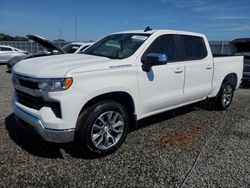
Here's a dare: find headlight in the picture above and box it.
[38,77,73,91]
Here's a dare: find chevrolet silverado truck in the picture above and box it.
[12,29,243,156]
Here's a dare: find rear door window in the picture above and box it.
[180,35,207,61]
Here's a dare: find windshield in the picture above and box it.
[83,33,150,59]
[62,44,81,53]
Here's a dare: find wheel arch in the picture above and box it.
[222,73,238,90]
[78,91,137,128]
[209,72,238,98]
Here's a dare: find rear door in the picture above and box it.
[179,35,213,102]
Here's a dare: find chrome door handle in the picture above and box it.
[174,69,183,73]
[206,66,212,70]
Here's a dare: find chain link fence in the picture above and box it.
[0,41,70,53]
[0,40,232,55]
[209,41,231,55]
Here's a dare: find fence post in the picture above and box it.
[221,41,224,54]
[30,41,32,53]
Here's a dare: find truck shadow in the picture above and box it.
[5,103,200,159]
[5,114,64,159]
[136,104,197,130]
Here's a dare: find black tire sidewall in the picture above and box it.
[76,100,129,156]
[217,82,234,110]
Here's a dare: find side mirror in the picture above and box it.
[142,53,168,72]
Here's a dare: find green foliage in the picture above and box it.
[0,33,28,41]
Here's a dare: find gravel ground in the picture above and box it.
[0,65,249,187]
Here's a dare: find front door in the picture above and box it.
[137,34,185,118]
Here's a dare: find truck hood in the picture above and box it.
[13,54,112,78]
[27,34,65,54]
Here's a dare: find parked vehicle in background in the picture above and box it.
[62,42,94,54]
[27,34,65,54]
[230,38,250,83]
[12,29,243,157]
[7,34,65,71]
[0,45,29,65]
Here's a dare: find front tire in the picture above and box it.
[75,100,129,157]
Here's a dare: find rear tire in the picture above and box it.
[214,81,234,110]
[75,100,129,157]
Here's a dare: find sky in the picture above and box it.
[0,0,250,41]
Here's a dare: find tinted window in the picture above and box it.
[181,35,207,61]
[142,35,179,62]
[0,47,12,51]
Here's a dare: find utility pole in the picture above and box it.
[58,29,62,39]
[58,29,62,48]
[75,16,77,41]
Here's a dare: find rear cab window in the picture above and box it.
[180,35,207,61]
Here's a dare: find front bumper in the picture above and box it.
[14,105,75,143]
[11,73,89,143]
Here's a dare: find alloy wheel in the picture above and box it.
[91,111,124,150]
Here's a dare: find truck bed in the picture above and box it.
[209,55,244,97]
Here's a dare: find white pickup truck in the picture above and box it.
[12,29,243,156]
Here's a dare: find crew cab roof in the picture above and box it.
[113,29,205,37]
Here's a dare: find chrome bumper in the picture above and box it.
[14,106,75,143]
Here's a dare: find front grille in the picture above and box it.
[14,74,39,90]
[16,89,44,110]
[19,79,39,90]
[15,90,62,118]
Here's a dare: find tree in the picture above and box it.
[0,33,28,41]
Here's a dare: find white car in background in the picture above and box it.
[62,42,94,54]
[7,34,66,72]
[0,45,29,64]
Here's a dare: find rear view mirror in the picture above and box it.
[142,53,168,72]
